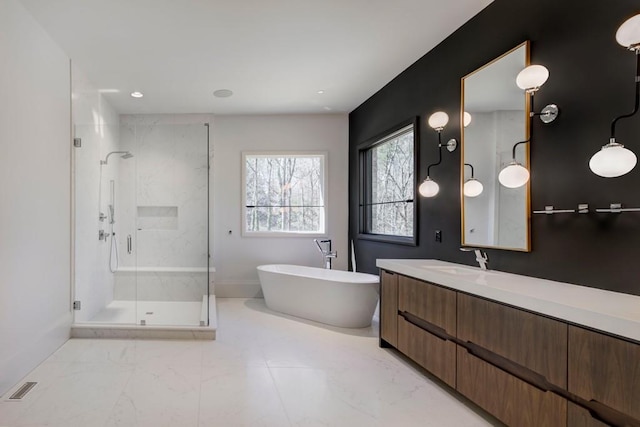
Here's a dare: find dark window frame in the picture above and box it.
[357,117,419,246]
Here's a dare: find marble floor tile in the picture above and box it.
[0,298,498,427]
[104,367,201,427]
[4,362,134,427]
[198,367,291,427]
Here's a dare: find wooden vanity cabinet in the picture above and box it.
[567,403,609,427]
[456,293,568,426]
[396,276,457,387]
[378,267,640,426]
[457,344,567,427]
[379,270,398,347]
[568,326,640,426]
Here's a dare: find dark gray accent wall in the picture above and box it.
[349,0,640,296]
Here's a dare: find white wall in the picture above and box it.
[494,111,526,249]
[0,0,71,396]
[464,112,497,245]
[463,110,525,248]
[72,65,121,322]
[213,114,349,297]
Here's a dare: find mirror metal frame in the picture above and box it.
[460,41,532,252]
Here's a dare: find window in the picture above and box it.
[359,120,417,244]
[243,152,326,235]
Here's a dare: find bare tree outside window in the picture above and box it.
[363,125,415,238]
[244,153,326,234]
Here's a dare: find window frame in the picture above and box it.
[357,118,419,246]
[241,151,328,237]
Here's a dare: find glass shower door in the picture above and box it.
[128,122,210,327]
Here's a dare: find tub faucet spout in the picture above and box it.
[314,239,337,269]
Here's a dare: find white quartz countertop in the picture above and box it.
[376,259,640,343]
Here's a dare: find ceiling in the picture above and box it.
[20,0,493,115]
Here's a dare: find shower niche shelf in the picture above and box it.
[137,206,178,230]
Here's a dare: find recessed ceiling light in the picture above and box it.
[323,106,332,111]
[317,90,325,94]
[130,91,144,98]
[213,89,233,98]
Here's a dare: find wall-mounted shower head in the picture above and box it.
[100,151,134,165]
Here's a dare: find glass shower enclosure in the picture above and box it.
[73,119,210,328]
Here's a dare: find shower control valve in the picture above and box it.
[98,230,107,241]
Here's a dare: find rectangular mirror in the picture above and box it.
[461,41,531,251]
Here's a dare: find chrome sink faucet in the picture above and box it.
[460,247,489,270]
[314,239,337,269]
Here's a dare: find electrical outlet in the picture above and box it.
[435,230,442,242]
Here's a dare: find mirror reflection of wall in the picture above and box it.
[462,42,530,251]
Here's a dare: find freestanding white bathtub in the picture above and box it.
[257,264,379,328]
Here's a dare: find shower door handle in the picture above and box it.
[127,234,132,254]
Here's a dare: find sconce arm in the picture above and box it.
[611,50,640,140]
[464,163,475,178]
[511,140,530,161]
[426,131,443,177]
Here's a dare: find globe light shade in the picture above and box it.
[418,177,440,197]
[463,178,484,197]
[498,162,530,188]
[589,143,637,177]
[516,65,549,92]
[616,14,640,50]
[463,111,472,128]
[428,111,449,130]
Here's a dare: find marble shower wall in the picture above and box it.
[116,114,213,301]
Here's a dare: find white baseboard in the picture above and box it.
[214,280,263,298]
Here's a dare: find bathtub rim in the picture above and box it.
[257,264,379,284]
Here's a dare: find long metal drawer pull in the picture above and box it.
[397,310,640,427]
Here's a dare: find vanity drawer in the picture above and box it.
[568,326,640,422]
[457,345,567,427]
[398,275,456,335]
[397,316,456,388]
[567,402,609,427]
[457,293,567,388]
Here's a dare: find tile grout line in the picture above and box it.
[265,364,295,427]
[100,340,138,427]
[197,337,206,427]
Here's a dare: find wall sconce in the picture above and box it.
[498,140,530,188]
[419,112,458,198]
[588,13,640,178]
[516,65,559,123]
[463,163,483,197]
[463,111,472,127]
[497,63,559,188]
